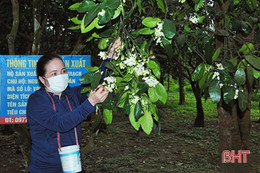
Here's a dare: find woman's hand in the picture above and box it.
[88,85,109,106]
[107,37,121,59]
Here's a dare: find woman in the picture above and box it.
[26,38,121,173]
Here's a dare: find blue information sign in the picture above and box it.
[0,55,91,124]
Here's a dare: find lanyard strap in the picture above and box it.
[46,92,79,151]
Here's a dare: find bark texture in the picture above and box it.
[7,0,19,55]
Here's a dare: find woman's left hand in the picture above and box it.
[107,37,121,59]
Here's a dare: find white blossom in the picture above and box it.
[124,56,137,66]
[119,62,126,69]
[219,83,223,88]
[189,16,199,24]
[131,95,140,104]
[156,37,162,45]
[124,85,129,91]
[98,9,106,17]
[134,63,149,76]
[212,72,220,80]
[216,63,224,70]
[143,76,159,88]
[98,51,107,60]
[104,76,116,84]
[234,89,239,99]
[154,28,164,37]
[103,76,117,92]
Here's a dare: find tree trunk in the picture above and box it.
[6,0,19,55]
[31,0,42,55]
[178,64,185,105]
[191,82,204,127]
[70,35,86,55]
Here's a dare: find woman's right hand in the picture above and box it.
[88,85,108,106]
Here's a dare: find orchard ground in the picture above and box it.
[0,91,259,173]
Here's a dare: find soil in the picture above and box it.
[0,109,259,173]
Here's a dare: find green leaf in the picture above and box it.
[212,48,221,62]
[252,68,260,79]
[129,104,140,131]
[234,68,246,86]
[229,58,237,67]
[70,16,82,25]
[91,72,102,89]
[68,25,81,30]
[139,111,153,135]
[192,63,205,81]
[78,1,96,13]
[112,5,122,19]
[223,86,235,104]
[142,17,162,28]
[134,100,144,121]
[83,5,100,27]
[147,60,161,79]
[98,38,110,50]
[239,43,254,55]
[85,66,99,72]
[132,28,155,35]
[69,3,80,10]
[124,95,131,115]
[199,74,207,88]
[223,62,236,73]
[176,34,187,48]
[80,87,91,94]
[156,0,166,13]
[98,8,114,25]
[79,72,95,84]
[194,0,203,11]
[152,121,161,135]
[233,0,239,5]
[103,109,113,124]
[204,38,214,64]
[155,83,167,104]
[209,80,221,103]
[148,87,158,102]
[245,55,260,70]
[163,19,176,39]
[238,91,248,112]
[102,93,116,109]
[81,16,99,34]
[122,74,133,82]
[246,66,254,87]
[106,0,120,9]
[184,23,191,32]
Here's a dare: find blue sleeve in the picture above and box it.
[26,93,96,133]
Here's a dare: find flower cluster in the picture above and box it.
[154,22,164,45]
[143,76,159,88]
[134,63,150,76]
[103,76,116,92]
[124,55,137,67]
[131,95,140,104]
[189,16,199,24]
[98,51,107,60]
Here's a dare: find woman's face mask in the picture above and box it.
[44,74,69,93]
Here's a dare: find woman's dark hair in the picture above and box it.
[37,54,64,87]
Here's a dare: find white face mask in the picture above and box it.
[44,74,69,93]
